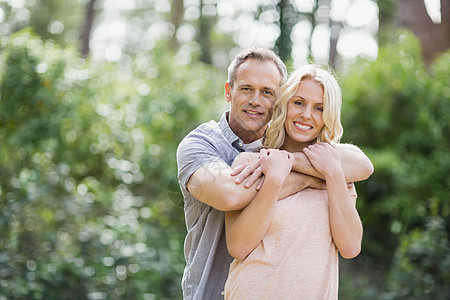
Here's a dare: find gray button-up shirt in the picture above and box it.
[177,111,256,300]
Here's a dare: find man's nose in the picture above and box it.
[248,91,261,105]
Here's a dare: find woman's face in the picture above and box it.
[283,78,325,152]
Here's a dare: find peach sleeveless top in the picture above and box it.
[224,187,357,299]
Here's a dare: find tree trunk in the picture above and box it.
[197,1,217,64]
[169,0,184,50]
[396,0,449,64]
[275,0,297,62]
[441,0,450,47]
[80,0,97,58]
[307,0,320,63]
[329,21,342,68]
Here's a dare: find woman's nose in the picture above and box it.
[301,106,311,119]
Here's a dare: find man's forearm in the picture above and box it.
[291,143,373,183]
[188,161,259,211]
[291,151,322,178]
[337,143,374,182]
[279,172,326,199]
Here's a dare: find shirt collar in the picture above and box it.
[219,111,246,152]
[243,138,263,152]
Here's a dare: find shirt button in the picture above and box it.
[238,142,243,147]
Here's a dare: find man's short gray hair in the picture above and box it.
[227,47,287,88]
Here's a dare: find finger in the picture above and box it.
[303,147,311,156]
[230,163,247,176]
[244,167,263,188]
[303,147,317,161]
[234,161,261,184]
[256,175,265,190]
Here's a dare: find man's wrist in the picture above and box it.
[292,151,322,178]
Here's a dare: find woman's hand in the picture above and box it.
[303,143,342,178]
[259,148,294,183]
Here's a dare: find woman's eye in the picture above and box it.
[294,101,304,106]
[315,107,324,112]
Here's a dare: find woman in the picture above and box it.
[224,65,364,299]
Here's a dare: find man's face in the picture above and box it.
[225,59,282,143]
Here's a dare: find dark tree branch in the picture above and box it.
[80,0,97,58]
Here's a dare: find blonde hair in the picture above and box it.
[263,64,343,149]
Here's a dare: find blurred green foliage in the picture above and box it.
[0,29,226,299]
[340,30,449,298]
[388,217,450,298]
[0,29,448,299]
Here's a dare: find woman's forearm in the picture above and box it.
[225,176,284,260]
[325,169,363,259]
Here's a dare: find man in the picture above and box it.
[177,47,373,299]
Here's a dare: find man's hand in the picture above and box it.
[231,149,294,190]
[230,159,264,189]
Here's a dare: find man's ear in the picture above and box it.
[225,82,232,102]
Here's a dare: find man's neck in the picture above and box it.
[226,111,265,143]
[230,123,265,144]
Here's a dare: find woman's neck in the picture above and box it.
[282,140,314,153]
